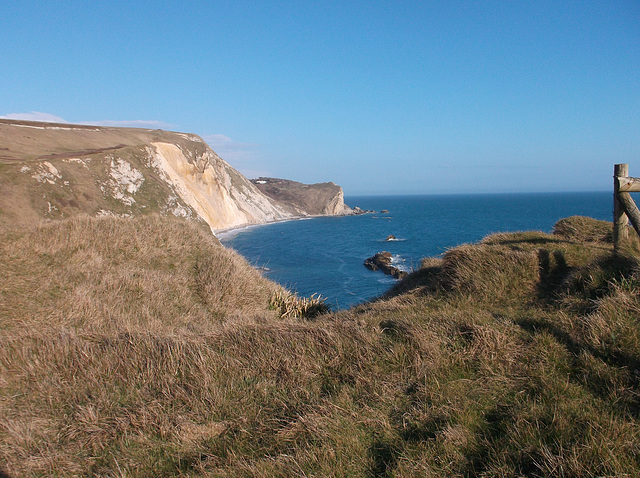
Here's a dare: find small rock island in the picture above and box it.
[364,251,408,279]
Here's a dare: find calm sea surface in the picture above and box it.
[219,192,612,309]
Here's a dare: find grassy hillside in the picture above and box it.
[0,120,206,229]
[1,215,639,477]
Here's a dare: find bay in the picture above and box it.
[219,192,613,310]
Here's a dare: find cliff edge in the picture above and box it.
[0,119,349,232]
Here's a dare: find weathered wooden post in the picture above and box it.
[614,163,629,250]
[614,163,640,250]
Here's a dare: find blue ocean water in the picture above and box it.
[219,192,613,309]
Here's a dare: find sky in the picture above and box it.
[1,1,639,195]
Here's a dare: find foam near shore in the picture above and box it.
[215,216,317,240]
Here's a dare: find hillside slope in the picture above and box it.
[0,119,351,232]
[1,215,639,477]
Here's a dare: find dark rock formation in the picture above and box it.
[385,235,396,241]
[364,251,408,279]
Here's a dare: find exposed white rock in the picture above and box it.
[10,124,100,131]
[149,142,292,232]
[165,194,193,219]
[96,209,132,218]
[109,158,144,194]
[32,161,63,184]
[63,158,90,169]
[46,201,58,215]
[99,157,145,206]
[323,187,350,215]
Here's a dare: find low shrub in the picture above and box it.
[269,289,330,319]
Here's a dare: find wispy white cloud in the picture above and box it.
[0,111,69,123]
[203,134,258,153]
[202,134,259,162]
[0,113,272,178]
[0,112,173,129]
[202,134,271,179]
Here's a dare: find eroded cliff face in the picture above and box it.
[251,177,352,217]
[148,142,290,230]
[322,186,351,215]
[0,120,348,232]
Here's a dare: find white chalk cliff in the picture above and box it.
[0,119,352,232]
[148,141,291,230]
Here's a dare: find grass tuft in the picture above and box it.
[553,215,613,243]
[269,289,330,319]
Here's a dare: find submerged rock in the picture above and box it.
[364,251,408,279]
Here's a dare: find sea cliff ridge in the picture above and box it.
[0,119,353,233]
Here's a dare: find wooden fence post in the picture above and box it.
[614,164,629,250]
[613,163,640,251]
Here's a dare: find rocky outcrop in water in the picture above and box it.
[352,206,375,215]
[364,251,408,279]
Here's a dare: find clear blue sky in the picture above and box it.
[1,1,638,195]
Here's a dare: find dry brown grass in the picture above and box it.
[553,215,613,243]
[1,214,639,477]
[0,214,278,336]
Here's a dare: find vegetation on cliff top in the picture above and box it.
[0,119,351,233]
[1,214,639,477]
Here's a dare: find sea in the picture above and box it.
[219,192,613,310]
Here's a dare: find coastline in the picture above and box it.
[213,192,613,308]
[215,207,369,240]
[214,215,317,241]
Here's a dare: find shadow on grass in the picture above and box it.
[464,403,545,478]
[517,316,640,419]
[537,248,574,300]
[567,254,640,302]
[368,436,399,478]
